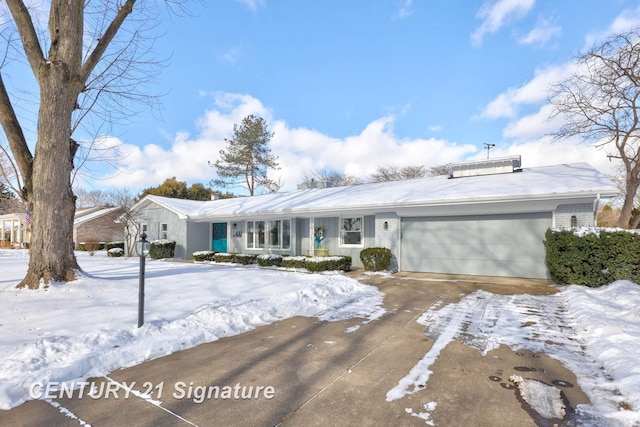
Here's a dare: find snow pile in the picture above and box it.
[510,375,565,420]
[0,250,384,410]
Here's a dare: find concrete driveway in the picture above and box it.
[2,272,587,426]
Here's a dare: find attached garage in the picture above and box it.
[400,212,552,279]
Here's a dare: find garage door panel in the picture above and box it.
[401,213,551,279]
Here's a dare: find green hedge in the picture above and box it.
[212,253,257,265]
[281,256,307,269]
[193,251,218,262]
[359,247,392,271]
[280,256,351,272]
[257,254,283,267]
[545,229,640,286]
[149,240,176,259]
[305,256,352,272]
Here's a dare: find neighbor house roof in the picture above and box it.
[73,206,122,226]
[135,163,619,221]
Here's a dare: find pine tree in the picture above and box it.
[210,115,280,196]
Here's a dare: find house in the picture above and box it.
[130,157,619,279]
[1,206,125,249]
[73,206,125,248]
[0,212,30,248]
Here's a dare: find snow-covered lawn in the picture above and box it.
[1,249,639,426]
[0,250,384,410]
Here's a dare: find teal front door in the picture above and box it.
[212,223,228,252]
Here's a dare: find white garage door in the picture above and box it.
[400,212,551,279]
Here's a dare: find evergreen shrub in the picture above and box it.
[193,251,217,262]
[105,241,125,251]
[107,247,124,257]
[149,240,176,259]
[257,254,283,267]
[281,256,307,269]
[214,253,236,263]
[545,229,640,286]
[359,247,392,271]
[305,256,352,272]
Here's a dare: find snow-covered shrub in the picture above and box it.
[107,247,124,258]
[211,253,257,265]
[257,254,283,267]
[192,251,217,262]
[305,256,351,272]
[281,256,307,269]
[105,241,125,251]
[214,253,236,263]
[359,247,391,271]
[149,240,176,259]
[545,229,640,286]
[234,254,257,265]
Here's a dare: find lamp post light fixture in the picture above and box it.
[136,232,151,328]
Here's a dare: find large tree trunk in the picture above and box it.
[617,172,640,229]
[16,1,83,288]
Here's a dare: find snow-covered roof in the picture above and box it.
[73,206,121,226]
[138,163,619,220]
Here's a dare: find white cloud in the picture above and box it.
[394,0,413,19]
[585,4,640,48]
[235,0,265,13]
[95,93,478,193]
[478,62,575,119]
[219,46,242,64]
[518,18,561,46]
[471,0,536,46]
[492,137,619,177]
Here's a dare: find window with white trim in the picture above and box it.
[160,223,168,240]
[247,221,265,249]
[247,220,290,250]
[340,217,363,246]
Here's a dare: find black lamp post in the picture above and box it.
[136,232,150,328]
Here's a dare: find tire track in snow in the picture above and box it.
[387,290,622,426]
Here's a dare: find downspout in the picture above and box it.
[594,193,601,226]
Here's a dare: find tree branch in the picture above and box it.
[81,0,137,82]
[0,73,32,200]
[5,0,46,79]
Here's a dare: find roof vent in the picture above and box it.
[449,155,522,178]
[296,179,333,190]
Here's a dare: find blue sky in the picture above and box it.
[5,1,640,194]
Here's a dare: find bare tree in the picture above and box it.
[369,164,449,182]
[0,1,184,288]
[301,168,363,188]
[109,188,143,257]
[548,27,640,228]
[75,188,110,208]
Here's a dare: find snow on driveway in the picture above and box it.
[387,282,640,426]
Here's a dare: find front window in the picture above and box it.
[247,221,266,248]
[160,223,168,240]
[247,220,290,250]
[341,217,363,246]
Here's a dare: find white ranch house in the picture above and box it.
[130,157,618,279]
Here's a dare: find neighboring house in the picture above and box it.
[0,213,30,248]
[73,206,125,248]
[130,157,619,279]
